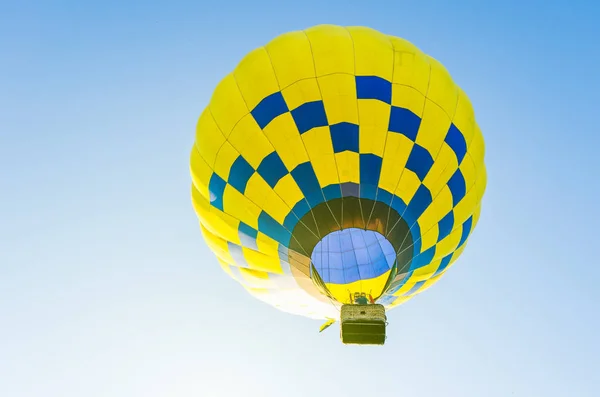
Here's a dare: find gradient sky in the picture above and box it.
[1,1,599,396]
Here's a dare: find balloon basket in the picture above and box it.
[340,304,387,345]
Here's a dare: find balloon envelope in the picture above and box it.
[190,25,486,320]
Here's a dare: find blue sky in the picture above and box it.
[1,0,599,396]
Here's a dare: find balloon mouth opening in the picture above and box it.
[310,228,396,285]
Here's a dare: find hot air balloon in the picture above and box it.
[190,24,486,345]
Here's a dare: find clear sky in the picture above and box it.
[1,1,599,396]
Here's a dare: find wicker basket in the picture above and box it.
[340,304,387,345]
